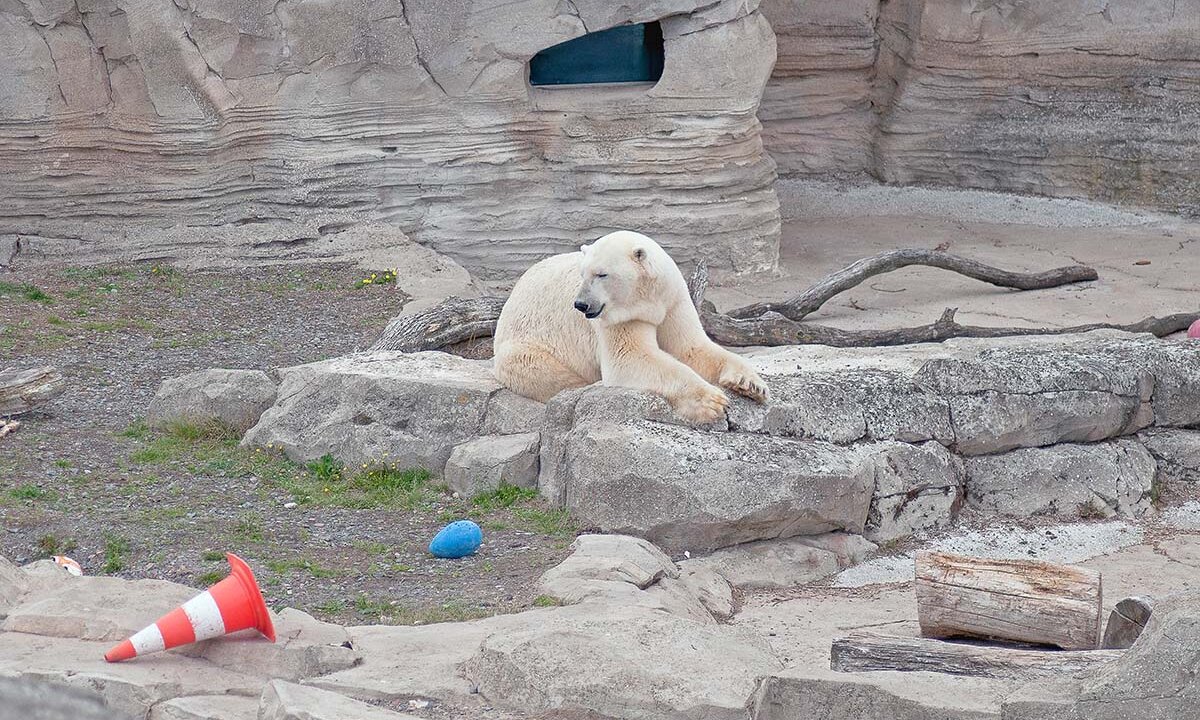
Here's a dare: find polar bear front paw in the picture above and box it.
[718,364,769,404]
[673,383,729,425]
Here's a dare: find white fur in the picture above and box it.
[493,231,768,423]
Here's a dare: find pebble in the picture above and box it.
[284,502,298,509]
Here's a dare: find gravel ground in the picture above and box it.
[0,262,575,627]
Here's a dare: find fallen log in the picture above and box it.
[371,296,507,353]
[727,248,1098,321]
[831,631,1122,680]
[0,367,66,416]
[915,551,1103,651]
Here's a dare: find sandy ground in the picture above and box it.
[710,179,1198,334]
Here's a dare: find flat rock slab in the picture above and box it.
[260,680,419,720]
[0,633,263,720]
[150,695,258,720]
[681,537,840,590]
[742,333,1200,454]
[2,575,198,641]
[243,352,529,472]
[965,441,1155,520]
[464,608,782,720]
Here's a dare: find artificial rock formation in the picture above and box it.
[235,331,1200,559]
[760,0,1200,213]
[0,0,780,278]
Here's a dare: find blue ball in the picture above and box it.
[429,520,483,559]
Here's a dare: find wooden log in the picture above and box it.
[831,631,1122,680]
[370,296,507,353]
[1101,596,1154,649]
[0,367,66,416]
[915,551,1103,651]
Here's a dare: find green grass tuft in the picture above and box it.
[103,534,130,574]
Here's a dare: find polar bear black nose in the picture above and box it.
[574,301,590,314]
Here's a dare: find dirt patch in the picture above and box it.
[0,263,574,627]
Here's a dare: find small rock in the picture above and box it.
[443,433,540,497]
[148,369,278,433]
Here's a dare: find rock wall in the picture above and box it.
[760,0,1200,213]
[0,0,780,278]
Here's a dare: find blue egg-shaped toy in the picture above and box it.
[429,520,483,559]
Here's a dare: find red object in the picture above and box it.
[1189,319,1200,339]
[104,553,275,662]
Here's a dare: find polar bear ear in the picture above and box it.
[579,243,592,255]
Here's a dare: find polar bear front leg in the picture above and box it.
[599,323,728,424]
[677,343,770,404]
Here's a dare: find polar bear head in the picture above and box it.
[574,230,673,325]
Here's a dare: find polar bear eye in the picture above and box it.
[595,273,608,279]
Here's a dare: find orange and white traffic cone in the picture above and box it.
[105,552,276,662]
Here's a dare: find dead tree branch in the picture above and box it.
[702,308,1200,348]
[370,251,1196,352]
[728,249,1099,321]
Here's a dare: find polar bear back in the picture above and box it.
[493,251,602,383]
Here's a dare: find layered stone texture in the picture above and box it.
[0,0,780,278]
[759,0,1200,213]
[238,332,1200,559]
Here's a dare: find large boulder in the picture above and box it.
[242,352,530,472]
[539,387,877,553]
[864,441,962,543]
[148,369,278,433]
[965,441,1156,520]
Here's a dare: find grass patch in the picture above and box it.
[512,507,578,538]
[232,512,265,544]
[37,534,78,557]
[196,570,225,586]
[128,420,238,465]
[472,483,537,511]
[532,595,562,608]
[353,595,497,625]
[103,534,130,574]
[352,540,390,556]
[266,557,339,578]
[201,549,226,562]
[315,599,346,615]
[0,281,52,303]
[9,484,56,502]
[138,506,187,522]
[307,454,343,484]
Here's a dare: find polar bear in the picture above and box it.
[492,230,768,423]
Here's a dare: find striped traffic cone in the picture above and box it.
[105,552,276,662]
